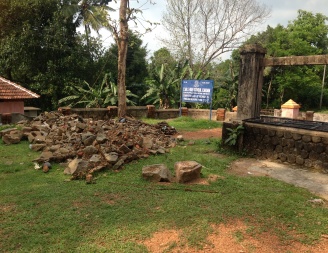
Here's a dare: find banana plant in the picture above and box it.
[142,64,180,109]
[59,73,137,108]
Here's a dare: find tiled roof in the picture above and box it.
[0,76,40,99]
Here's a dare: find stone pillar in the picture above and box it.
[181,107,188,116]
[147,105,156,118]
[305,111,314,121]
[58,106,71,115]
[216,108,226,121]
[237,44,266,120]
[107,106,118,118]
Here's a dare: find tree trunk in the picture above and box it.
[117,0,128,118]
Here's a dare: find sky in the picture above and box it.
[98,0,328,58]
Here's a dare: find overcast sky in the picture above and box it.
[99,0,328,57]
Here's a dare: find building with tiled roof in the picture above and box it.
[0,76,40,117]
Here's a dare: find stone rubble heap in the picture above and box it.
[1,112,177,180]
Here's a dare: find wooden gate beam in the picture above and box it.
[264,55,328,66]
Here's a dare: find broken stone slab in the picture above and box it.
[83,146,98,156]
[64,158,90,179]
[48,144,61,152]
[119,144,131,154]
[36,151,54,162]
[105,152,118,163]
[142,164,173,182]
[2,130,23,144]
[0,128,18,137]
[89,154,102,163]
[112,155,128,170]
[29,144,46,151]
[96,133,107,144]
[82,133,96,146]
[157,147,166,154]
[142,137,153,149]
[174,161,202,183]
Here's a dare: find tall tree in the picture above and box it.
[105,0,157,117]
[103,32,148,105]
[161,0,270,70]
[61,0,113,47]
[246,10,328,109]
[0,0,106,110]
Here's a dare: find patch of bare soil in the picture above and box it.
[176,128,222,140]
[140,220,328,253]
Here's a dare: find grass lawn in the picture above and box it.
[0,118,328,252]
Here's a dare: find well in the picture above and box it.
[242,116,328,173]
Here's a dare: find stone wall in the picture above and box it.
[242,122,328,173]
[313,113,328,122]
[64,106,225,121]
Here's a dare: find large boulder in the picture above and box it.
[142,164,173,182]
[174,161,202,183]
[2,129,23,144]
[64,158,89,178]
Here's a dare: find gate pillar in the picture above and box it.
[237,44,266,120]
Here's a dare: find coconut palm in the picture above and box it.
[61,0,113,47]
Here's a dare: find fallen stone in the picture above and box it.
[157,147,166,154]
[308,198,324,205]
[42,162,52,173]
[85,174,94,184]
[142,164,173,182]
[0,128,17,137]
[82,134,96,146]
[174,161,202,183]
[37,151,53,162]
[29,144,46,151]
[96,133,107,144]
[176,135,184,141]
[105,152,119,163]
[142,137,153,149]
[83,146,98,156]
[89,154,102,163]
[2,129,24,144]
[119,144,131,154]
[70,159,90,179]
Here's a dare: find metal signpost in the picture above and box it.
[180,80,214,120]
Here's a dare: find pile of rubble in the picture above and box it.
[1,112,177,180]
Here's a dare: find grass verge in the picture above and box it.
[142,116,222,131]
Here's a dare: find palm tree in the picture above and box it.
[61,0,113,47]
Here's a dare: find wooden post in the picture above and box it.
[237,44,266,120]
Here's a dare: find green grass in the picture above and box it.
[142,116,222,131]
[0,121,328,252]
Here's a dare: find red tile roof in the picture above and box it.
[0,76,40,99]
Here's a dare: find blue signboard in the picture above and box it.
[181,80,214,104]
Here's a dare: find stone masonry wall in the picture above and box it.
[243,122,328,173]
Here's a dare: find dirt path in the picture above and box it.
[175,128,222,140]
